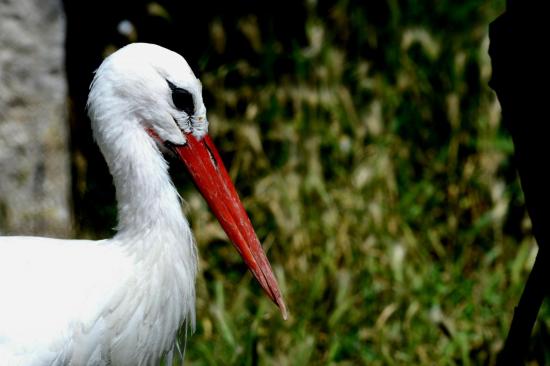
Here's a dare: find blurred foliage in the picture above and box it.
[65,0,550,364]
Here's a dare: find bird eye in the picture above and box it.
[167,80,195,116]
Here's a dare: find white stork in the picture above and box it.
[0,43,287,366]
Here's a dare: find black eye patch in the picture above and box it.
[167,80,195,116]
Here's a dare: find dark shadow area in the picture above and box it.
[489,0,550,364]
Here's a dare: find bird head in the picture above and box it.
[87,43,287,319]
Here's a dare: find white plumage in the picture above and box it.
[0,43,285,366]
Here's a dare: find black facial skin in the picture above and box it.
[166,80,194,116]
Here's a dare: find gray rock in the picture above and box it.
[0,0,70,236]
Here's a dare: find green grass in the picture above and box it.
[169,1,550,365]
[172,2,550,364]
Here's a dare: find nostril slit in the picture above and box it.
[204,142,218,170]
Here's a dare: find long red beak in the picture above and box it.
[174,134,287,319]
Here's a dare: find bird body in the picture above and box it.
[0,43,285,366]
[0,89,196,365]
[0,236,192,366]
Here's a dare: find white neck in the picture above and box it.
[108,123,183,244]
[92,110,189,240]
[91,111,198,350]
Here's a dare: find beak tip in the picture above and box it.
[277,297,289,320]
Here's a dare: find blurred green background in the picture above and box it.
[63,0,550,364]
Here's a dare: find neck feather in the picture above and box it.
[93,115,180,235]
